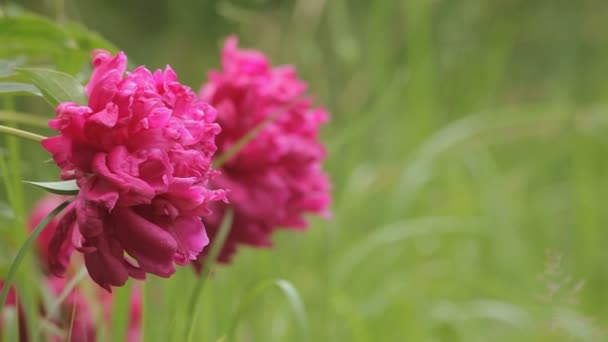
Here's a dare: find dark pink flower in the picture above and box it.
[28,195,76,273]
[46,277,96,342]
[0,281,27,341]
[195,36,331,265]
[42,50,225,291]
[1,277,141,342]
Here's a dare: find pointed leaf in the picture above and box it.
[14,67,86,107]
[24,180,79,195]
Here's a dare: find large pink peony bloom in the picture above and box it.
[42,50,226,291]
[195,37,331,264]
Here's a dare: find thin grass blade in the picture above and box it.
[185,209,234,342]
[0,200,70,310]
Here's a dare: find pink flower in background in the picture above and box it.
[42,50,225,291]
[1,277,141,342]
[195,36,331,265]
[99,284,142,342]
[0,281,27,341]
[27,195,75,273]
[46,277,96,342]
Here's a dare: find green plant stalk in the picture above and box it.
[112,279,133,341]
[44,266,88,321]
[0,200,70,310]
[0,110,49,127]
[0,124,46,142]
[213,104,292,168]
[185,209,234,342]
[2,96,40,341]
[66,300,77,342]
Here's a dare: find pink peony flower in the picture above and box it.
[28,195,75,273]
[195,36,331,264]
[42,50,226,291]
[1,277,141,342]
[46,277,96,342]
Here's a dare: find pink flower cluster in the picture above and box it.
[42,50,225,291]
[195,37,331,264]
[0,195,141,342]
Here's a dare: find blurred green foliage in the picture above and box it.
[2,0,608,341]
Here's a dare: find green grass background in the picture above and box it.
[2,0,608,341]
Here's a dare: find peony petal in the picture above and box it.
[112,207,177,277]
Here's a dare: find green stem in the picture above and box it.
[213,103,294,168]
[185,209,234,342]
[0,125,46,142]
[0,200,70,310]
[0,111,49,128]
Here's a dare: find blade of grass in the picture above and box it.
[226,279,309,342]
[112,280,133,341]
[66,298,77,342]
[43,266,87,321]
[185,209,233,342]
[213,103,297,168]
[0,200,70,310]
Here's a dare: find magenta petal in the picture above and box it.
[112,208,177,277]
[167,216,208,265]
[48,206,77,276]
[83,235,129,292]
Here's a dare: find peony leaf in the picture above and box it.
[24,180,79,195]
[14,67,86,107]
[0,82,42,97]
[0,11,118,75]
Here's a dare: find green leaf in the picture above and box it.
[63,23,119,53]
[226,279,309,342]
[15,67,86,107]
[0,11,119,74]
[24,180,79,195]
[0,13,74,58]
[0,200,71,311]
[0,82,42,97]
[0,201,15,219]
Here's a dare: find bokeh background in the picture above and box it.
[2,0,608,340]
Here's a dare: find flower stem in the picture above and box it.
[0,125,46,142]
[0,110,49,128]
[185,209,234,342]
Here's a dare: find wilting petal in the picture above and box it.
[112,207,177,277]
[48,205,77,276]
[83,235,129,292]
